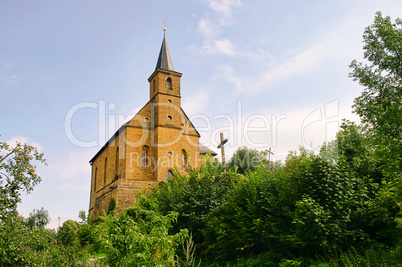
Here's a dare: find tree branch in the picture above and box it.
[0,147,17,165]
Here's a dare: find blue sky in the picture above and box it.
[1,0,401,229]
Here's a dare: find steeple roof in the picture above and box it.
[155,31,174,71]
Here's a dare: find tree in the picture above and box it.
[26,207,50,228]
[78,210,86,224]
[57,220,80,247]
[349,12,402,171]
[0,138,46,218]
[227,147,266,174]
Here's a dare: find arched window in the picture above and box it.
[164,170,174,182]
[182,149,187,168]
[104,157,107,184]
[94,167,97,191]
[115,147,119,180]
[166,77,172,91]
[168,116,172,124]
[142,146,149,167]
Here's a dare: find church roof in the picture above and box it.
[155,31,174,71]
[199,143,218,156]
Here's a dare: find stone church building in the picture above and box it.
[89,31,216,217]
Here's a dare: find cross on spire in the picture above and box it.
[163,18,167,31]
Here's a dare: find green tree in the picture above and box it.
[227,147,266,174]
[57,220,80,248]
[78,210,86,224]
[347,12,402,249]
[349,11,402,172]
[0,138,46,218]
[26,207,50,228]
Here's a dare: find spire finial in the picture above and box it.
[163,18,167,32]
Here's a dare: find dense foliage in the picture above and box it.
[0,216,83,266]
[153,159,238,248]
[96,197,188,266]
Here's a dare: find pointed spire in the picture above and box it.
[155,30,174,71]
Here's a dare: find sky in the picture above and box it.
[1,0,401,229]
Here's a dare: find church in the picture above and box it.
[88,30,216,217]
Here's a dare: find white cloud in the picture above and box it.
[208,0,242,20]
[246,22,356,93]
[198,0,242,38]
[182,90,210,115]
[201,39,276,61]
[6,136,43,152]
[198,18,219,37]
[244,48,275,63]
[7,136,28,146]
[196,0,247,58]
[202,39,236,56]
[214,65,243,91]
[48,150,92,180]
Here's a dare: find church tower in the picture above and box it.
[88,30,215,217]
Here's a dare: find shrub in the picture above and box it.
[96,197,188,266]
[57,219,80,248]
[154,159,237,247]
[0,215,81,266]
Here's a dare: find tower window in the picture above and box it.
[166,77,172,91]
[168,99,172,103]
[104,157,107,184]
[182,149,187,168]
[142,146,149,167]
[115,147,119,181]
[168,116,172,124]
[94,167,97,191]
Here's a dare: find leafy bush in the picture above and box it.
[78,223,96,248]
[96,196,188,266]
[154,159,237,246]
[292,156,369,256]
[0,215,82,266]
[57,219,80,248]
[202,167,296,260]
